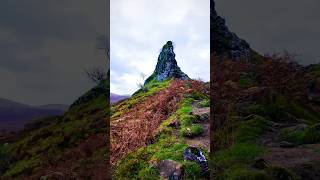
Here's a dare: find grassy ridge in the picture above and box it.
[0,82,109,178]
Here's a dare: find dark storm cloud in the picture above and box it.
[0,0,109,105]
[215,0,320,64]
[0,1,93,46]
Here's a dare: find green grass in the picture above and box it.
[212,115,269,179]
[176,98,204,138]
[214,143,265,167]
[1,84,109,178]
[239,73,254,88]
[113,130,206,179]
[235,116,271,143]
[308,64,320,77]
[199,99,210,107]
[247,93,320,124]
[111,79,172,119]
[114,95,209,179]
[180,124,204,137]
[219,165,268,180]
[4,156,41,177]
[281,125,320,145]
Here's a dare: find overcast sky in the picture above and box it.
[111,0,210,95]
[215,0,320,65]
[0,0,108,105]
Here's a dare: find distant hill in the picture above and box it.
[110,93,129,103]
[0,98,68,131]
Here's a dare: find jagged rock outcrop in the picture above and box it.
[211,0,252,61]
[144,41,189,85]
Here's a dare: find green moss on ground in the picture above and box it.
[212,115,270,179]
[281,125,320,145]
[199,99,210,107]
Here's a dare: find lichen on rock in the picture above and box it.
[144,41,189,85]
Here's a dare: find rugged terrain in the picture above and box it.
[111,41,210,179]
[212,1,320,179]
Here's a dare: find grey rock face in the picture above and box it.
[145,41,188,84]
[211,0,252,61]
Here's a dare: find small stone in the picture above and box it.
[253,158,269,169]
[199,113,209,121]
[279,141,296,148]
[168,119,180,128]
[152,159,183,180]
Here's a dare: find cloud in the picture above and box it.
[0,0,108,105]
[111,0,210,95]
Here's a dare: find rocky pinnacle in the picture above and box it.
[211,0,252,61]
[144,41,189,84]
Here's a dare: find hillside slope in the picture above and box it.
[111,79,210,179]
[212,1,320,179]
[111,41,211,179]
[0,80,109,179]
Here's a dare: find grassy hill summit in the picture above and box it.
[212,1,320,179]
[111,41,210,179]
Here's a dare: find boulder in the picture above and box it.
[168,119,180,128]
[152,159,183,180]
[279,141,296,148]
[253,158,269,169]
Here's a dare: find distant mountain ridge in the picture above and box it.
[110,93,130,103]
[0,98,68,131]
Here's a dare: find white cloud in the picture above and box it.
[111,0,210,95]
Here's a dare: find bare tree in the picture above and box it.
[84,35,109,88]
[85,68,106,86]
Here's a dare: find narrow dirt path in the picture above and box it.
[184,100,210,151]
[259,122,320,175]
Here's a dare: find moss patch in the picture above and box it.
[281,125,320,145]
